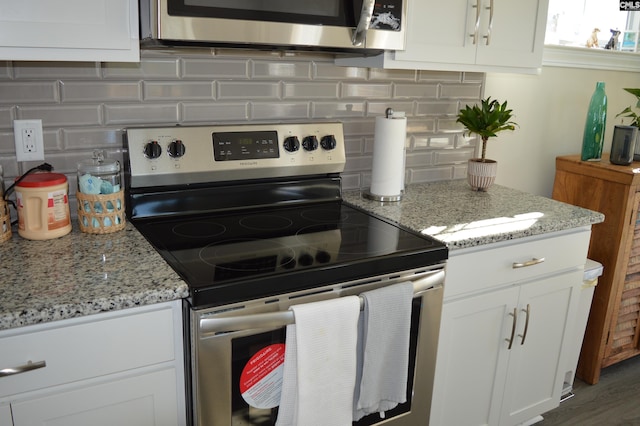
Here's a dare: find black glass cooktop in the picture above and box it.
[133,201,447,308]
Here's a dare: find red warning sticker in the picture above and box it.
[239,343,286,409]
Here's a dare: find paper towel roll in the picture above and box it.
[369,114,406,198]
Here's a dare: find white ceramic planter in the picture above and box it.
[467,159,497,191]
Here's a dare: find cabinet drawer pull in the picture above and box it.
[469,0,481,44]
[483,0,494,45]
[512,257,545,269]
[505,307,517,350]
[518,304,531,345]
[0,360,46,378]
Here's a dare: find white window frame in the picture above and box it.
[543,44,640,71]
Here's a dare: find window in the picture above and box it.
[543,1,640,71]
[545,0,639,52]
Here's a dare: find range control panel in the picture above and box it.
[125,122,346,188]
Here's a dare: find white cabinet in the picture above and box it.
[0,0,139,62]
[0,301,185,426]
[430,229,591,426]
[337,0,549,73]
[11,369,178,426]
[0,404,11,426]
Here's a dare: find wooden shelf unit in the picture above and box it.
[552,154,640,384]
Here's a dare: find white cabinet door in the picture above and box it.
[339,0,549,73]
[500,270,581,425]
[430,286,519,426]
[394,0,476,65]
[0,403,11,426]
[11,368,179,426]
[0,301,185,426]
[432,273,580,426]
[475,0,549,69]
[0,0,139,62]
[431,228,590,426]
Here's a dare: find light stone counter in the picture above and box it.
[0,222,188,331]
[0,180,604,331]
[343,180,604,250]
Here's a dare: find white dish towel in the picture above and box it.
[354,282,414,420]
[276,296,360,426]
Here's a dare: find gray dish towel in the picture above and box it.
[353,281,414,420]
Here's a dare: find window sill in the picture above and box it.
[542,45,640,72]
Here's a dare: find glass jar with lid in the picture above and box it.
[76,150,125,233]
[77,150,120,195]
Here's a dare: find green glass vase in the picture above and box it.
[581,81,608,161]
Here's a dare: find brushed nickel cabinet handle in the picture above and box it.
[519,304,530,345]
[469,0,481,44]
[505,307,517,350]
[0,360,46,378]
[483,0,494,45]
[512,257,545,269]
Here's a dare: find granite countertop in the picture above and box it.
[343,180,604,250]
[0,180,604,332]
[0,222,188,331]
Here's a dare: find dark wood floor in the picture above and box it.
[540,356,640,425]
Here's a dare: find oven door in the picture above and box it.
[142,0,406,51]
[190,268,444,426]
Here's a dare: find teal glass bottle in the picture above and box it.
[581,81,608,161]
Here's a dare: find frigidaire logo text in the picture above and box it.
[240,161,258,166]
[620,1,640,10]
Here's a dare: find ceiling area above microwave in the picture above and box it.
[139,0,407,54]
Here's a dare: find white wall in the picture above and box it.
[484,66,640,197]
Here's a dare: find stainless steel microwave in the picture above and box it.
[140,0,406,52]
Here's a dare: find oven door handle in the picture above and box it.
[199,269,445,334]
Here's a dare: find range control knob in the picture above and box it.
[298,253,314,267]
[302,135,319,151]
[167,140,186,158]
[283,136,300,152]
[143,140,162,159]
[320,135,337,150]
[280,256,296,270]
[315,251,331,264]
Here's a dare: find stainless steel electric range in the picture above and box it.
[124,122,448,426]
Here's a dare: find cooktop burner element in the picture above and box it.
[124,122,448,308]
[173,222,227,239]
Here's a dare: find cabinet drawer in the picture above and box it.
[445,230,591,299]
[0,305,176,398]
[10,368,179,426]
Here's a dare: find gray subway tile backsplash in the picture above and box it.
[251,60,311,80]
[217,81,280,100]
[181,102,248,123]
[61,81,142,103]
[0,81,59,104]
[14,62,101,79]
[143,81,215,101]
[283,82,339,99]
[0,49,483,200]
[104,58,180,79]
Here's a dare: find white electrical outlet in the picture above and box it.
[14,119,45,162]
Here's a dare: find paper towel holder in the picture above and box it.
[363,108,405,202]
[363,191,403,202]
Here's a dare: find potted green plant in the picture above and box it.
[616,88,640,161]
[456,97,518,191]
[616,88,640,127]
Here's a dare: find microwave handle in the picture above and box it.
[199,269,445,334]
[352,0,376,46]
